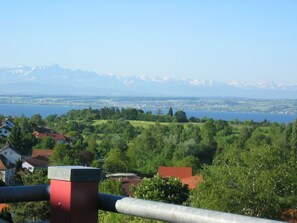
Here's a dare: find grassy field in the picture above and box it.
[92,119,204,128]
[92,119,108,125]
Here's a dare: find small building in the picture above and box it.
[181,175,204,190]
[22,149,53,173]
[1,118,14,129]
[21,156,49,173]
[106,173,139,179]
[0,146,22,164]
[51,133,68,143]
[106,173,141,196]
[32,149,53,161]
[33,132,68,143]
[0,126,10,138]
[158,166,203,190]
[158,166,192,179]
[0,155,15,185]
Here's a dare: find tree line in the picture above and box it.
[1,107,297,222]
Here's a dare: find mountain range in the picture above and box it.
[0,65,296,99]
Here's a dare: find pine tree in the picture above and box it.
[7,126,23,149]
[167,107,173,117]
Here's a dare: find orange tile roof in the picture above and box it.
[181,175,204,190]
[52,134,67,141]
[0,203,9,211]
[32,149,53,160]
[158,166,192,179]
[33,132,67,142]
[0,159,7,170]
[0,154,12,170]
[282,209,297,223]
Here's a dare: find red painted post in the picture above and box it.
[48,166,101,223]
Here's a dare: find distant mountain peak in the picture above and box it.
[189,79,213,86]
[1,64,297,99]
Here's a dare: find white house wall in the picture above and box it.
[22,162,35,173]
[0,168,14,185]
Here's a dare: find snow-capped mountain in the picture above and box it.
[0,65,297,99]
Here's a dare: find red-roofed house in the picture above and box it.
[158,166,192,179]
[158,166,203,190]
[33,132,68,143]
[32,149,53,161]
[21,149,53,173]
[181,175,204,189]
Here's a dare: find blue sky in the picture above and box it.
[0,1,296,84]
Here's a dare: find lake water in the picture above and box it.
[0,104,83,118]
[186,110,297,124]
[0,103,297,124]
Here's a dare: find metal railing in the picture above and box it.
[0,184,285,223]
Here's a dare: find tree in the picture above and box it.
[0,207,13,223]
[132,174,189,205]
[167,107,173,117]
[30,114,45,127]
[13,116,34,133]
[7,125,37,155]
[86,133,98,153]
[190,145,297,220]
[7,125,23,149]
[200,119,216,146]
[181,124,201,143]
[174,110,188,122]
[291,120,297,155]
[68,131,87,150]
[127,124,169,174]
[245,130,271,148]
[33,136,56,149]
[99,176,183,223]
[50,143,82,165]
[236,126,252,148]
[198,120,218,165]
[103,148,129,173]
[172,139,200,171]
[7,116,38,155]
[45,114,58,128]
[99,179,125,195]
[110,134,128,152]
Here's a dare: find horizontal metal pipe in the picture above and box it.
[98,193,285,223]
[0,186,285,223]
[0,185,50,203]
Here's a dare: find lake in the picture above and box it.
[0,103,297,124]
[0,104,83,118]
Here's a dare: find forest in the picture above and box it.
[1,107,297,222]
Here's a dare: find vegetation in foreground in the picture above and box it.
[1,107,297,222]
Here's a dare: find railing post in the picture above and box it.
[48,166,101,223]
